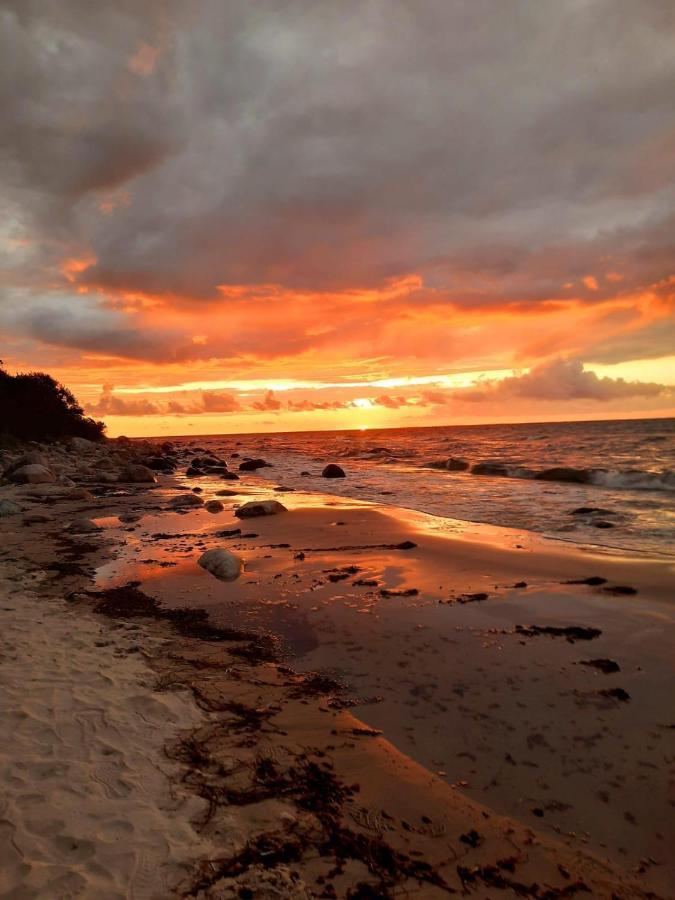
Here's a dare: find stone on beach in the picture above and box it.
[118,464,158,483]
[204,500,225,513]
[238,458,270,471]
[65,487,95,501]
[5,451,50,473]
[23,512,52,524]
[424,457,469,471]
[10,464,56,484]
[198,547,243,581]
[68,517,102,533]
[322,464,346,478]
[0,499,22,517]
[235,499,287,518]
[169,493,204,509]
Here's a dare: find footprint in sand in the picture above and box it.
[52,833,96,861]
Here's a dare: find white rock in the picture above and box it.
[198,548,243,581]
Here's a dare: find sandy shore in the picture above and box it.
[0,438,672,898]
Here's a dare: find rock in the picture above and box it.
[198,548,243,581]
[98,472,119,483]
[235,499,287,518]
[169,493,204,509]
[322,464,346,478]
[471,462,509,477]
[221,471,240,481]
[65,487,95,501]
[68,517,102,533]
[118,464,157,483]
[192,456,226,469]
[119,513,141,523]
[0,499,22,517]
[571,507,612,516]
[535,467,592,484]
[143,456,175,472]
[185,467,204,477]
[300,471,311,476]
[69,437,97,451]
[592,520,615,529]
[446,457,469,471]
[10,464,56,484]
[23,512,52,524]
[239,458,270,471]
[424,457,468,471]
[5,451,49,472]
[204,500,224,513]
[215,489,239,496]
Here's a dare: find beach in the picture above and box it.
[0,436,673,898]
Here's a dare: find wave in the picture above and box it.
[422,458,675,492]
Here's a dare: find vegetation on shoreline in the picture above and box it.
[0,361,105,443]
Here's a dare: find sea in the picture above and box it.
[175,417,675,558]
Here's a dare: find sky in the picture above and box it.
[1,0,674,437]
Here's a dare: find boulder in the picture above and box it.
[198,548,243,581]
[10,464,56,484]
[0,499,22,517]
[235,499,287,519]
[322,464,346,478]
[98,472,119,483]
[23,512,52,524]
[238,458,270,471]
[535,467,592,484]
[65,487,95,501]
[143,456,176,472]
[205,500,225,513]
[221,471,240,481]
[424,457,468,471]
[5,451,49,473]
[118,464,158,483]
[119,513,142,523]
[69,437,97,452]
[68,517,102,533]
[471,462,509,477]
[169,493,204,509]
[185,466,204,477]
[192,456,226,469]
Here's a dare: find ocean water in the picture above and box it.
[178,417,675,557]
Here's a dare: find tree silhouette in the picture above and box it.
[0,361,105,442]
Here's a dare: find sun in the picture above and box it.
[358,425,368,431]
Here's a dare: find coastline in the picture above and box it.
[0,438,672,897]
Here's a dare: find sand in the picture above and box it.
[0,445,673,898]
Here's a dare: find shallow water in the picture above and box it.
[172,417,675,556]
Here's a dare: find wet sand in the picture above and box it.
[1,451,673,897]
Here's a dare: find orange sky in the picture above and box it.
[1,3,674,437]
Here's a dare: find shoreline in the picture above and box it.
[1,437,672,897]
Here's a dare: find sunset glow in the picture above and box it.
[1,3,673,437]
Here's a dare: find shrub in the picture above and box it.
[0,361,106,442]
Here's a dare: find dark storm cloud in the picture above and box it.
[1,0,674,356]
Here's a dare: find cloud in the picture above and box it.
[463,358,670,402]
[1,0,674,401]
[251,390,282,411]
